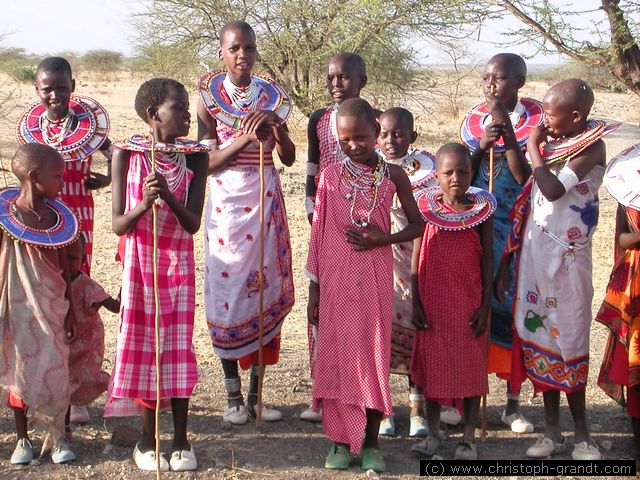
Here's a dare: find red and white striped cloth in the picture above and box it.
[106,150,197,411]
[60,158,94,274]
[306,163,395,453]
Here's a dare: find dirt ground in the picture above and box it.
[0,73,639,479]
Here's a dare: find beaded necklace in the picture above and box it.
[147,151,189,202]
[340,155,389,228]
[39,111,74,148]
[223,75,261,112]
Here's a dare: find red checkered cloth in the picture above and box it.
[60,158,94,274]
[306,163,395,454]
[109,150,197,405]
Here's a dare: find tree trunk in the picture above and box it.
[601,0,640,94]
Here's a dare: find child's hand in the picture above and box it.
[527,125,549,150]
[242,110,280,137]
[469,305,490,338]
[412,303,428,330]
[345,224,389,251]
[479,121,504,150]
[494,258,511,304]
[307,281,319,326]
[85,171,110,190]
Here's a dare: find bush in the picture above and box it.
[9,64,37,83]
[81,50,123,78]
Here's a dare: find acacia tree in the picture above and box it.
[485,0,640,96]
[133,0,489,115]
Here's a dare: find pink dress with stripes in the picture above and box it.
[411,222,488,399]
[204,121,294,360]
[109,150,197,404]
[306,162,395,453]
[60,158,94,273]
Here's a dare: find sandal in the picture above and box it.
[361,447,385,472]
[325,443,350,470]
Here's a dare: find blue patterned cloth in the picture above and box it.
[472,156,523,348]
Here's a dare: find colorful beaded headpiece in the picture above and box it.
[460,97,544,153]
[416,186,497,230]
[16,95,110,162]
[401,150,436,189]
[536,119,620,165]
[197,70,292,129]
[604,142,640,211]
[0,188,80,248]
[114,134,211,153]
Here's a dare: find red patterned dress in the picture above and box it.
[306,161,395,453]
[411,218,488,400]
[108,150,197,408]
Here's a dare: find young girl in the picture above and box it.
[596,143,640,467]
[0,144,79,465]
[410,143,494,461]
[376,107,437,438]
[306,98,423,472]
[66,236,119,426]
[110,78,208,472]
[197,20,295,425]
[17,56,113,274]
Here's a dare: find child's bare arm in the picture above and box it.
[112,148,155,236]
[305,109,324,222]
[85,138,114,190]
[99,294,121,314]
[272,122,295,167]
[155,152,208,234]
[470,217,493,338]
[344,165,424,250]
[529,126,605,202]
[411,235,427,330]
[617,204,640,250]
[307,280,319,326]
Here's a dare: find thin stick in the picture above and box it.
[150,133,162,479]
[488,84,496,195]
[256,140,265,425]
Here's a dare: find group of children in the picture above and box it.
[0,18,638,475]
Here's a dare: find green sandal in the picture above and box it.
[361,447,386,472]
[325,443,350,470]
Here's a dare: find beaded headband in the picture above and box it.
[0,188,80,248]
[114,134,211,153]
[604,142,640,211]
[197,70,292,129]
[460,97,544,153]
[536,120,620,165]
[401,150,436,189]
[16,95,110,162]
[416,186,497,230]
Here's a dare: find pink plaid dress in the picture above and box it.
[306,162,395,453]
[110,150,197,403]
[60,158,94,273]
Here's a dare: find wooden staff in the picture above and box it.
[150,133,162,478]
[256,140,265,425]
[481,84,497,441]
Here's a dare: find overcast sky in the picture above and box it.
[1,0,614,65]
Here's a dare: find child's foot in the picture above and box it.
[572,441,602,460]
[245,402,282,422]
[361,447,385,472]
[454,441,478,460]
[501,410,534,433]
[133,442,169,471]
[409,415,429,437]
[70,405,90,424]
[440,407,462,426]
[223,405,248,425]
[51,438,76,464]
[411,435,443,457]
[324,443,350,470]
[10,438,33,465]
[169,444,197,471]
[526,436,566,458]
[378,416,395,436]
[300,406,322,422]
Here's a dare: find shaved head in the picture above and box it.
[330,53,367,78]
[435,143,471,169]
[12,143,64,181]
[220,20,255,44]
[337,97,377,125]
[487,53,527,81]
[544,78,595,116]
[380,107,414,130]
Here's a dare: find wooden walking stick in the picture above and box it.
[256,139,265,426]
[150,132,162,478]
[481,84,497,441]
